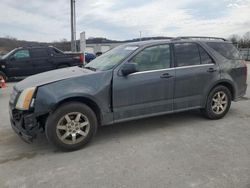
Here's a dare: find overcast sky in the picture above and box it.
[0,0,249,42]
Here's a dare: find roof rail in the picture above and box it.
[173,36,227,41]
[22,44,48,48]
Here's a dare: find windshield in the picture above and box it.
[1,49,15,59]
[85,45,138,71]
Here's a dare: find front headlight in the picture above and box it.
[16,87,36,110]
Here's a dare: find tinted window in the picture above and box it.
[13,50,30,59]
[174,43,200,67]
[131,44,171,72]
[31,49,48,58]
[199,46,214,64]
[206,42,241,60]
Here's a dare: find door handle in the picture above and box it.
[160,73,173,79]
[207,68,217,73]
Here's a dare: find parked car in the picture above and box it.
[85,52,96,63]
[0,46,84,81]
[9,37,247,151]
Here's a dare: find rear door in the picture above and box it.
[173,42,220,110]
[30,48,54,74]
[112,44,175,121]
[6,49,33,77]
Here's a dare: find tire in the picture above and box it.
[0,71,7,82]
[45,102,98,151]
[201,85,232,120]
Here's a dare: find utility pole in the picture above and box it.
[70,0,76,52]
[139,31,142,41]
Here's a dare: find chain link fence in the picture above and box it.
[239,48,250,61]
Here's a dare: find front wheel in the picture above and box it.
[45,102,98,151]
[201,86,232,120]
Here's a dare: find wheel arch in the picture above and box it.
[53,96,102,126]
[212,81,235,99]
[203,80,236,107]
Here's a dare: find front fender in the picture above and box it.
[34,71,113,117]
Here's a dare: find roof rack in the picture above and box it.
[173,36,227,41]
[22,44,48,48]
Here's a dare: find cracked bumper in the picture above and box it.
[9,109,40,143]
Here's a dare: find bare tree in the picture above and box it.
[229,34,240,44]
[243,32,250,45]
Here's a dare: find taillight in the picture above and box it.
[80,54,84,64]
[73,54,84,64]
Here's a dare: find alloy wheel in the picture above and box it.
[56,112,90,145]
[211,91,228,115]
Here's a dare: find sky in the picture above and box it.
[0,0,250,42]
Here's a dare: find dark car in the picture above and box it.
[0,46,84,81]
[9,37,247,151]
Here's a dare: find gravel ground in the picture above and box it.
[0,71,250,188]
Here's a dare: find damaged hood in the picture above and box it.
[15,66,95,91]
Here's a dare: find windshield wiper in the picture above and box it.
[84,66,96,71]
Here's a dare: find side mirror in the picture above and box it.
[121,63,138,76]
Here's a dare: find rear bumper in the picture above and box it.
[9,109,40,143]
[234,83,248,101]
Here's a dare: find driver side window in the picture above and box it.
[13,50,30,59]
[131,44,171,72]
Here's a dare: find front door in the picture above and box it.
[6,49,33,77]
[112,44,175,122]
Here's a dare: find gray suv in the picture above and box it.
[9,37,248,151]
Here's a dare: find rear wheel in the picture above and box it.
[45,102,98,151]
[201,85,231,119]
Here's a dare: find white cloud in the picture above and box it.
[0,0,249,41]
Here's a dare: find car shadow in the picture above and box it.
[0,109,213,160]
[93,110,207,145]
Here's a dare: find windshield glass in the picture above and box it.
[85,45,138,71]
[1,49,15,59]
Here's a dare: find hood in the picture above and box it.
[15,66,94,91]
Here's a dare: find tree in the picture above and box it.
[229,34,240,44]
[243,32,250,47]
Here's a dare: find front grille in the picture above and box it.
[12,110,22,122]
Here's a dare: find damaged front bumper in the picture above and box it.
[9,109,41,143]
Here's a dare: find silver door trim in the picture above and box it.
[130,63,215,75]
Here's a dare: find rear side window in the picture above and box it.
[174,43,200,67]
[198,46,214,64]
[31,48,48,58]
[206,42,241,60]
